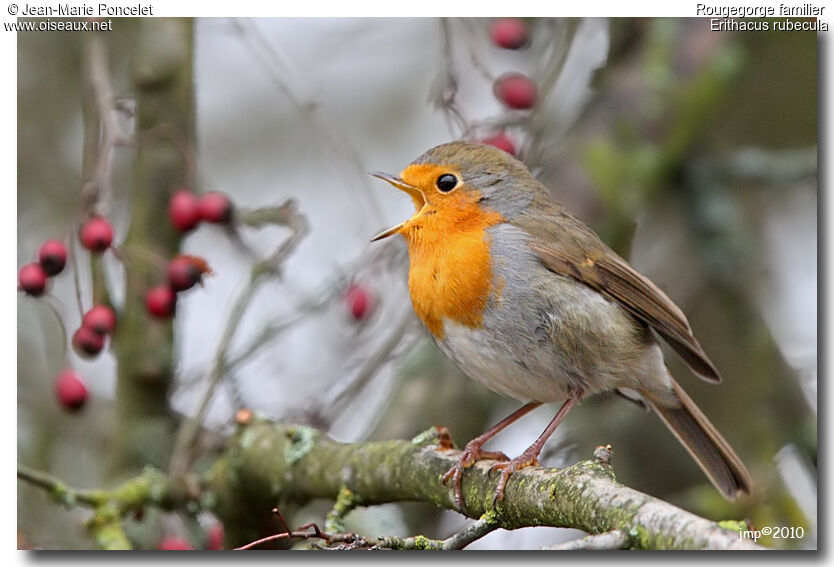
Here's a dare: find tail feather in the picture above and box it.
[649,379,753,499]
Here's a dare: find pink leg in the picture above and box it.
[442,402,541,511]
[490,392,583,503]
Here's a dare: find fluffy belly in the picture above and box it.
[435,276,670,404]
[437,319,585,403]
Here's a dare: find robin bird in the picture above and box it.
[371,140,753,509]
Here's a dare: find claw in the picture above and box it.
[489,452,541,504]
[442,442,509,512]
[436,402,544,512]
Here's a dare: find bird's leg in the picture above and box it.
[442,401,541,511]
[490,391,583,503]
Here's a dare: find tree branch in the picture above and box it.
[203,419,763,550]
[543,529,629,550]
[17,465,194,550]
[112,18,194,474]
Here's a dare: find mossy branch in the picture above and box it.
[17,465,195,550]
[203,419,763,550]
[20,418,763,550]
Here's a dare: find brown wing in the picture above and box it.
[516,204,721,383]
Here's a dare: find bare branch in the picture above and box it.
[168,201,309,476]
[81,34,132,218]
[543,529,629,550]
[317,307,417,422]
[17,464,194,550]
[432,18,469,137]
[17,464,104,508]
[441,515,500,550]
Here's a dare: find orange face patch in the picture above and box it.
[396,163,503,338]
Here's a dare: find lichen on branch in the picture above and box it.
[202,418,763,550]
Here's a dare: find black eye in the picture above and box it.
[436,174,458,192]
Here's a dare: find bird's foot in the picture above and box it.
[488,449,541,504]
[442,439,509,512]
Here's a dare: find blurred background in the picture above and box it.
[17,18,817,549]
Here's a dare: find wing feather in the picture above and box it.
[515,203,721,383]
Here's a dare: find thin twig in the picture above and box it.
[433,18,469,137]
[234,529,317,551]
[176,294,330,390]
[81,34,132,217]
[234,521,357,551]
[236,517,498,551]
[168,276,262,476]
[374,517,499,550]
[523,19,578,165]
[232,19,385,226]
[542,529,630,551]
[17,465,103,508]
[70,233,87,320]
[317,307,416,424]
[41,296,70,361]
[441,516,500,550]
[458,18,497,83]
[168,203,309,476]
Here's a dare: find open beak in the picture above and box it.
[369,171,425,242]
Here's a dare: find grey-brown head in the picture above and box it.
[370,141,548,241]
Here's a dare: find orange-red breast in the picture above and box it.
[372,140,752,508]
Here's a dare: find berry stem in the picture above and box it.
[41,296,70,361]
[70,232,87,320]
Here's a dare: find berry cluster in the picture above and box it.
[18,210,211,412]
[477,18,538,158]
[168,189,233,232]
[145,255,212,319]
[19,217,116,296]
[72,305,117,359]
[141,190,229,320]
[18,219,118,413]
[18,239,68,297]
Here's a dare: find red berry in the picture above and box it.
[493,73,538,110]
[166,256,210,292]
[481,132,516,156]
[145,285,177,319]
[206,524,224,550]
[79,218,114,252]
[344,284,374,322]
[82,305,117,336]
[55,369,88,412]
[18,263,47,296]
[37,239,68,276]
[198,192,233,224]
[72,326,105,358]
[158,536,192,550]
[489,18,530,50]
[169,190,201,232]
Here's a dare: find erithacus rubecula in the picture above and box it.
[372,141,752,508]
